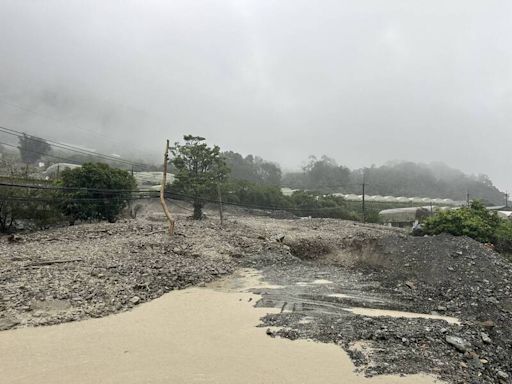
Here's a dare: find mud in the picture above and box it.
[0,270,442,384]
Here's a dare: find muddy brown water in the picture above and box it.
[0,270,444,384]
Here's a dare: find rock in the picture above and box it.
[497,370,509,380]
[446,335,471,352]
[130,296,141,305]
[0,316,20,330]
[469,354,483,369]
[478,320,495,329]
[481,332,492,344]
[7,234,23,243]
[274,234,285,243]
[405,281,416,290]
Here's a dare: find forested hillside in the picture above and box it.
[262,155,504,205]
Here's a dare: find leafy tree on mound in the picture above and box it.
[171,135,229,219]
[60,162,136,223]
[423,200,512,253]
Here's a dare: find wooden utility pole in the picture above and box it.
[361,180,366,223]
[361,170,367,223]
[217,183,224,226]
[505,192,509,208]
[160,139,175,236]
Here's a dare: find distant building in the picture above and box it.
[281,187,297,196]
[43,163,81,179]
[497,211,512,220]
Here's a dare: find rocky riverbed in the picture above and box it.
[1,205,511,383]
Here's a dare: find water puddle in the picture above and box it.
[296,279,333,286]
[0,269,444,384]
[209,268,284,291]
[328,293,386,303]
[345,307,460,325]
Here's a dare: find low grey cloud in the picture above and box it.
[0,0,510,190]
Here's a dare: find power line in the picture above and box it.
[0,181,431,215]
[0,181,160,193]
[0,125,144,168]
[0,125,148,169]
[0,140,82,164]
[0,97,121,147]
[0,182,359,214]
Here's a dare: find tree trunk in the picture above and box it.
[193,200,203,220]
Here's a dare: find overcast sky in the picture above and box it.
[0,1,511,190]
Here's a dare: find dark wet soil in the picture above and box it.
[240,233,512,384]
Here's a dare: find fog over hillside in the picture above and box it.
[0,1,510,191]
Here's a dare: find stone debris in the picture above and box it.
[445,335,471,352]
[1,203,512,384]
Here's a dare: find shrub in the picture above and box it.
[364,209,382,224]
[222,180,291,209]
[218,181,356,219]
[0,185,63,232]
[423,200,512,253]
[495,220,512,254]
[60,163,136,223]
[289,191,357,220]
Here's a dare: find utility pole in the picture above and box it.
[160,139,175,236]
[505,192,509,208]
[217,183,224,226]
[361,174,366,223]
[466,191,470,206]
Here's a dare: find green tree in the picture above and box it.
[221,179,291,209]
[304,155,350,191]
[18,133,51,164]
[223,151,281,186]
[60,163,136,223]
[171,135,229,219]
[282,155,350,192]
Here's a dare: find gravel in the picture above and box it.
[0,215,251,329]
[1,207,511,384]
